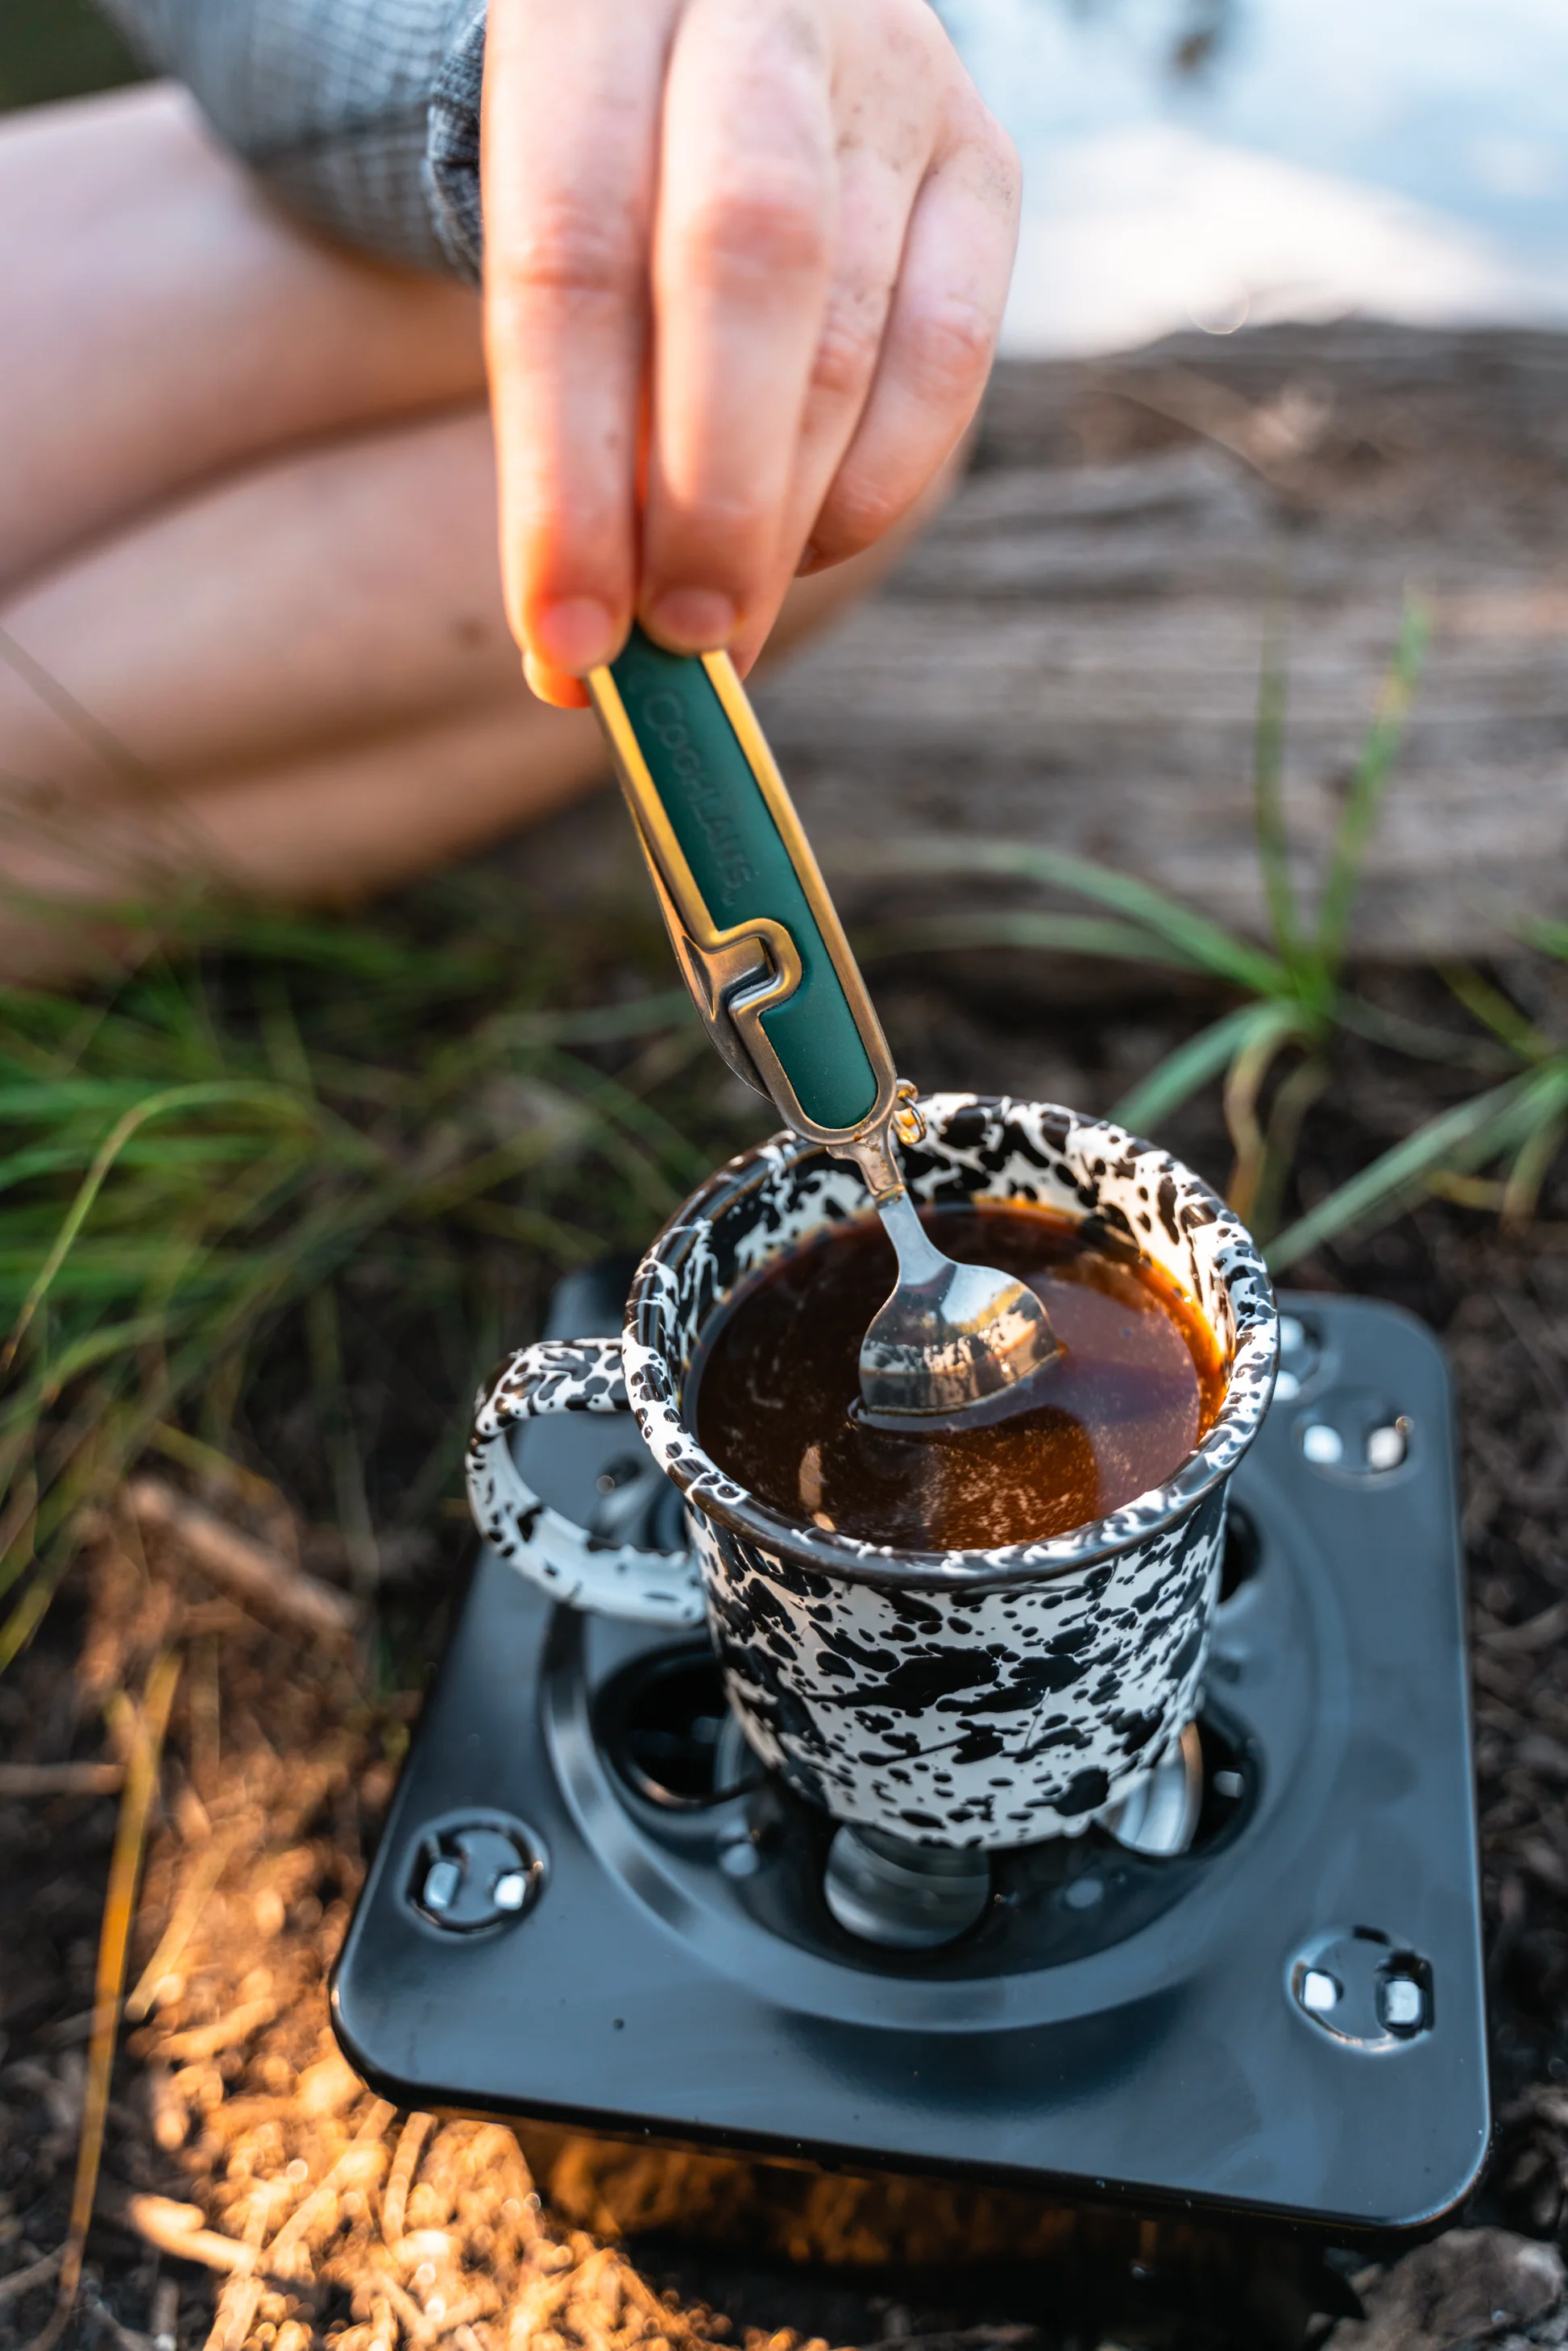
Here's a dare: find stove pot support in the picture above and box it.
[467,1096,1277,1848]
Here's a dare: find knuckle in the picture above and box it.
[898,293,996,399]
[661,494,774,563]
[814,473,898,561]
[487,197,641,310]
[677,173,831,285]
[808,304,882,402]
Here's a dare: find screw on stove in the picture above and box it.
[1299,1394,1414,1478]
[1289,1927,1433,2047]
[1274,1318,1414,1473]
[409,1814,547,1933]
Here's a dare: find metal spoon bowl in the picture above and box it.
[858,1188,1059,1420]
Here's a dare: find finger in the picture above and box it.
[730,0,956,654]
[799,109,1019,575]
[482,0,678,682]
[722,129,932,674]
[640,0,837,652]
[522,653,591,708]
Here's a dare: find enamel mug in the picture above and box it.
[467,1094,1276,1848]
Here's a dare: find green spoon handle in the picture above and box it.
[587,625,899,1151]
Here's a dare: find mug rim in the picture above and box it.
[623,1094,1277,1591]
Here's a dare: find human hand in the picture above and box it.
[480,0,1020,706]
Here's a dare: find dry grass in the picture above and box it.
[0,1488,773,2351]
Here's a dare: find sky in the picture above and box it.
[940,0,1568,354]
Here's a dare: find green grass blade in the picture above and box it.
[36,1313,182,1398]
[1334,991,1516,1073]
[533,1047,720,1190]
[1504,1107,1568,1227]
[1251,624,1302,971]
[876,838,1286,996]
[1111,1003,1281,1134]
[1267,1064,1568,1270]
[1439,963,1551,1062]
[1520,916,1568,964]
[497,989,697,1046]
[0,1078,318,1374]
[854,912,1182,966]
[1312,594,1431,980]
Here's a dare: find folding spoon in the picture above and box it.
[587,629,1057,1420]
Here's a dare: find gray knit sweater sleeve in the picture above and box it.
[101,0,487,280]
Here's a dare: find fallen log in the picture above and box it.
[123,1479,359,1645]
[745,322,1568,961]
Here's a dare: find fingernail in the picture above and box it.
[796,542,824,575]
[532,596,617,673]
[645,588,737,652]
[523,650,591,709]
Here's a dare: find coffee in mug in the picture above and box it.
[689,1202,1227,1551]
[467,1096,1276,1846]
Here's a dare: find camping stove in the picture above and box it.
[332,1265,1488,2237]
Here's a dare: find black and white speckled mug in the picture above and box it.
[467,1095,1276,1849]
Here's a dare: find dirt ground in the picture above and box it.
[3,962,1568,2351]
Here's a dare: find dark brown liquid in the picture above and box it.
[689,1204,1226,1550]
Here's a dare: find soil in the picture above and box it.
[3,965,1568,2351]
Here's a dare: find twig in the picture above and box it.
[0,1761,123,1797]
[202,2194,272,2351]
[263,2097,397,2269]
[125,1478,359,1643]
[382,2112,437,2245]
[179,1602,250,1639]
[1483,1597,1568,1655]
[0,2251,64,2312]
[125,1821,248,2023]
[504,2266,575,2351]
[84,2293,156,2351]
[46,1650,183,2343]
[186,1627,222,1796]
[155,1995,279,2064]
[100,2188,258,2277]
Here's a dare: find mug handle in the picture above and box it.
[466,1337,705,1625]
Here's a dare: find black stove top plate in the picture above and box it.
[332,1275,1488,2235]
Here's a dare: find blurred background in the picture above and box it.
[966,0,1568,352]
[0,0,139,113]
[8,0,1568,351]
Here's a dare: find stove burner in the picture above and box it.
[1102,1718,1205,1859]
[823,1823,993,1950]
[596,1647,759,1810]
[333,1272,1488,2237]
